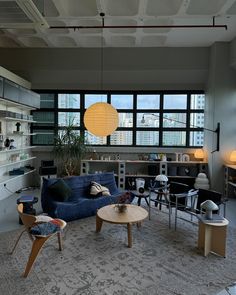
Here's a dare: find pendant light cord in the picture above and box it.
[100,13,105,92]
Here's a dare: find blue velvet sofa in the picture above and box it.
[41,172,123,221]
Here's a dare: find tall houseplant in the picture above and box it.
[53,122,89,176]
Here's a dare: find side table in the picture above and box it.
[198,218,229,257]
[17,196,38,224]
[130,190,149,206]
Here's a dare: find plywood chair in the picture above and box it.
[11,203,66,278]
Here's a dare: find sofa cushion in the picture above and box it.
[89,181,111,197]
[48,179,72,202]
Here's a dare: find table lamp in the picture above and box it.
[200,200,219,220]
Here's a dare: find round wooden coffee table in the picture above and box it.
[96,204,148,248]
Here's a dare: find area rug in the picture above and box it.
[0,208,236,295]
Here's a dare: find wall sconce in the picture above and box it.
[194,149,204,161]
[229,150,236,163]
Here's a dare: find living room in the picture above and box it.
[0,0,236,294]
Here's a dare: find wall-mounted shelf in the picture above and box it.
[0,70,39,199]
[7,133,37,136]
[0,168,36,185]
[0,156,36,168]
[3,117,36,123]
[0,146,37,154]
[0,97,36,110]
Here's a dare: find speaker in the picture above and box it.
[39,166,57,176]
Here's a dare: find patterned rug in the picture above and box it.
[0,208,236,295]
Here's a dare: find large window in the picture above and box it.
[32,91,205,147]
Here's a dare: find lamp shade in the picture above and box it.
[230,150,236,162]
[200,200,219,211]
[155,174,168,182]
[84,102,118,137]
[194,149,204,159]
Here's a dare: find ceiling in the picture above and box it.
[0,0,236,48]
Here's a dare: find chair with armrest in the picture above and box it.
[11,204,66,278]
[195,188,227,217]
[149,181,198,230]
[168,182,198,230]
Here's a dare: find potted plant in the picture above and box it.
[53,121,89,176]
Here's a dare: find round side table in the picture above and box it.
[130,190,149,206]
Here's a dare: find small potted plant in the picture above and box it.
[115,192,131,213]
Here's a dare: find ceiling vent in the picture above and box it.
[0,0,49,29]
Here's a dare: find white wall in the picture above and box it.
[205,42,236,192]
[0,47,209,90]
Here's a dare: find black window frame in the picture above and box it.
[31,90,205,147]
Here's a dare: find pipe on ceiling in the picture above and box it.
[50,16,227,31]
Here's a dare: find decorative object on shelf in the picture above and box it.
[149,153,158,161]
[175,153,183,161]
[136,178,145,192]
[4,137,10,148]
[194,173,210,190]
[200,200,219,220]
[178,166,190,176]
[194,149,204,161]
[155,174,168,185]
[9,139,16,149]
[0,134,3,150]
[158,153,167,161]
[115,192,131,213]
[54,120,89,176]
[182,154,190,162]
[15,122,21,132]
[83,13,118,137]
[229,150,236,163]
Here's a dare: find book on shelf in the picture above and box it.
[199,214,224,223]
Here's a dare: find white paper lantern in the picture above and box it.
[84,102,118,137]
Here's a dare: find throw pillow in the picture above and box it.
[89,181,111,197]
[48,179,72,202]
[30,221,60,237]
[35,215,53,223]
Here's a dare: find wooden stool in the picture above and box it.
[198,218,229,257]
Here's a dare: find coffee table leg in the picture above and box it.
[96,215,103,233]
[127,223,132,248]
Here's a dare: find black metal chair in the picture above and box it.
[149,181,198,230]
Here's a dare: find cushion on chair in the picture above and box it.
[35,215,53,223]
[89,181,111,197]
[30,221,60,237]
[48,179,72,202]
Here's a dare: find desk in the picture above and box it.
[198,218,229,257]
